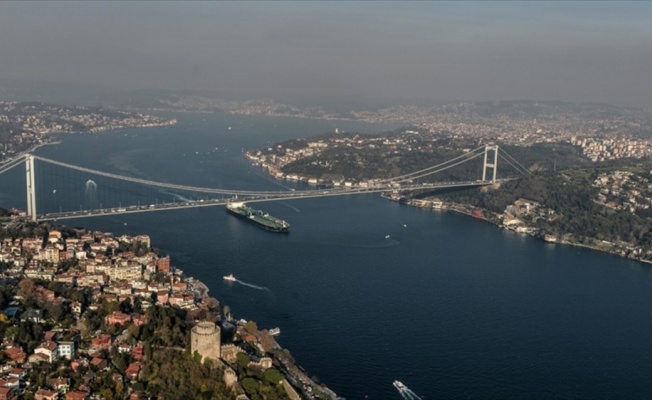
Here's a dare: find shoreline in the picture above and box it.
[0,120,176,164]
[387,195,652,266]
[0,220,340,399]
[174,263,339,398]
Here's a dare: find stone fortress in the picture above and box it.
[190,320,221,362]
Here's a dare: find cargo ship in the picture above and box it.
[226,202,290,233]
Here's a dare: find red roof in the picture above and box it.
[66,391,88,400]
[91,357,105,366]
[125,362,141,376]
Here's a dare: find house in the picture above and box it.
[34,286,56,302]
[118,343,132,354]
[131,344,144,361]
[0,377,19,389]
[28,352,51,364]
[105,311,131,326]
[4,347,26,363]
[90,334,111,351]
[57,341,75,360]
[34,389,59,400]
[8,368,27,380]
[90,357,108,370]
[125,362,141,380]
[34,341,59,363]
[168,293,184,306]
[0,387,16,400]
[48,377,70,393]
[65,391,88,400]
[156,256,170,273]
[20,309,44,323]
[156,290,169,304]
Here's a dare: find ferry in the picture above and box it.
[223,274,236,282]
[393,380,405,390]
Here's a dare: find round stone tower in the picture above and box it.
[191,320,221,362]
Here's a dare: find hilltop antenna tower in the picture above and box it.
[482,144,499,183]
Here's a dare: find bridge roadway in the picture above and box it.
[36,180,506,222]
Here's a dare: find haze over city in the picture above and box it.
[1,1,651,106]
[6,2,652,400]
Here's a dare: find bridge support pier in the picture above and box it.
[25,155,37,222]
[482,144,499,183]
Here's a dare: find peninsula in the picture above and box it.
[0,219,337,399]
[245,100,652,264]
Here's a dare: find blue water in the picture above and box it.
[3,113,652,399]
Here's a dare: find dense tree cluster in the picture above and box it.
[142,349,230,399]
[266,129,588,183]
[441,163,652,248]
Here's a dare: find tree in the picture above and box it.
[18,278,35,302]
[263,368,285,386]
[115,381,124,398]
[241,377,259,395]
[244,320,258,333]
[4,325,18,339]
[120,297,133,313]
[236,352,251,370]
[45,301,68,323]
[99,388,114,400]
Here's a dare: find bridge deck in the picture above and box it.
[36,180,507,221]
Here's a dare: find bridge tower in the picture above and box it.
[482,144,499,183]
[25,155,37,221]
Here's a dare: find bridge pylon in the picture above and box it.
[25,154,37,222]
[482,144,499,183]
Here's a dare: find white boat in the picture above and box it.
[223,274,236,282]
[393,380,405,390]
[385,235,391,239]
[269,327,281,336]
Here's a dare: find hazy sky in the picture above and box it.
[1,1,651,106]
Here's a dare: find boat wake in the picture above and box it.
[281,203,301,213]
[234,279,271,292]
[159,189,192,203]
[395,384,422,400]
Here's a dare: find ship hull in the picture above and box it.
[226,206,290,233]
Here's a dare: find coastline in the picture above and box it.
[0,120,176,164]
[2,138,61,164]
[166,256,339,398]
[0,220,339,399]
[386,195,652,266]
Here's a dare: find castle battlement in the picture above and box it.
[191,320,221,362]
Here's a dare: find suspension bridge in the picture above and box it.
[0,144,529,222]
